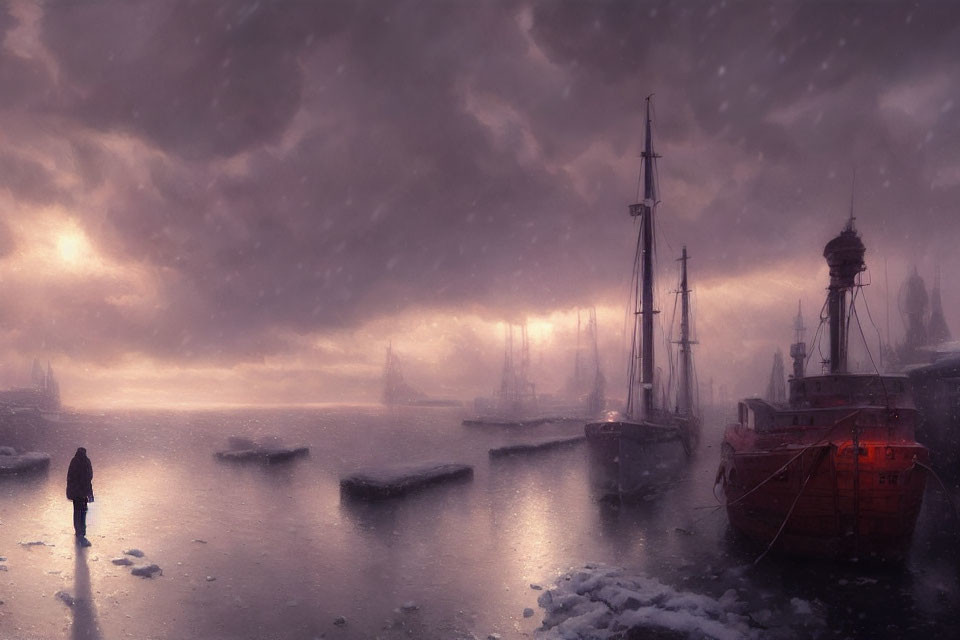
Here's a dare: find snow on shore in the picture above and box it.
[535,565,825,640]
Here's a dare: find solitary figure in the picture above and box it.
[66,447,94,546]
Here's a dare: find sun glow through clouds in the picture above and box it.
[56,227,90,266]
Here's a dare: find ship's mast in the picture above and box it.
[790,300,806,379]
[823,216,866,373]
[677,246,695,415]
[627,95,659,418]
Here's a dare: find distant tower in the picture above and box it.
[43,362,60,411]
[790,300,806,379]
[927,267,951,345]
[899,267,930,365]
[766,349,787,404]
[31,358,45,389]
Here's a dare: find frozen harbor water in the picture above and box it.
[1,405,958,639]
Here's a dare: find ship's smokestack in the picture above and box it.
[823,218,865,373]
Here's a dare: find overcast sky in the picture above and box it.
[0,0,958,407]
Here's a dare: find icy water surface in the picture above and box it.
[1,406,959,639]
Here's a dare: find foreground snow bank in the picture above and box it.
[536,565,824,640]
[340,462,473,499]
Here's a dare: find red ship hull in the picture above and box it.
[719,438,927,559]
[717,375,929,560]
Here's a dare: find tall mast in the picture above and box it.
[823,218,865,373]
[627,95,659,417]
[790,300,807,379]
[677,246,694,415]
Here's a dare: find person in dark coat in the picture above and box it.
[66,447,94,544]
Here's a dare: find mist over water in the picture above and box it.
[1,406,958,639]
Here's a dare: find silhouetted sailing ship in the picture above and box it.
[540,308,606,420]
[717,218,928,560]
[585,97,700,497]
[381,344,460,408]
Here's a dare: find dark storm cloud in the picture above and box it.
[42,0,353,159]
[5,0,958,371]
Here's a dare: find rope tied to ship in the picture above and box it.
[753,445,831,565]
[717,409,861,510]
[691,410,862,531]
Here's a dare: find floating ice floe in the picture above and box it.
[489,435,586,458]
[0,448,51,475]
[340,462,473,499]
[131,564,162,578]
[536,565,826,640]
[215,436,310,464]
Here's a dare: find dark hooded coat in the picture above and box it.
[66,448,93,500]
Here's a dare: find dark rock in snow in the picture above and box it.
[131,564,162,578]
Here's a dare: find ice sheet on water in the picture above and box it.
[0,450,51,474]
[536,565,826,640]
[340,461,473,499]
[488,436,586,458]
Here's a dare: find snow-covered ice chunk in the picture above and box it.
[216,437,309,464]
[131,564,162,578]
[111,558,133,566]
[0,450,51,475]
[791,597,813,615]
[124,549,145,558]
[340,462,473,499]
[536,564,825,640]
[489,436,586,458]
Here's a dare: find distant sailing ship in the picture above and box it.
[717,218,928,559]
[381,344,460,408]
[585,97,700,497]
[541,308,606,419]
